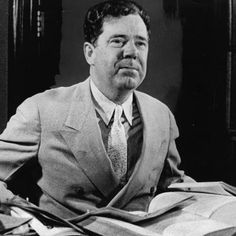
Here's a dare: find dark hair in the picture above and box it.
[83,0,151,44]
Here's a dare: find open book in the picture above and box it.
[142,191,236,235]
[7,193,193,236]
[168,181,236,196]
[84,191,236,236]
[8,185,236,236]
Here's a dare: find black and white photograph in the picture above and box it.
[0,0,236,235]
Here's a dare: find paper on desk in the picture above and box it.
[11,207,82,236]
[182,193,236,218]
[162,219,236,236]
[0,212,31,234]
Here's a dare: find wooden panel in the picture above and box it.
[231,0,236,131]
[175,0,230,182]
[227,0,236,133]
[0,1,8,132]
[8,0,62,117]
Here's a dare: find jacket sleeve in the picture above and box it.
[0,97,41,202]
[157,109,195,191]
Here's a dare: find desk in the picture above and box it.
[3,192,236,236]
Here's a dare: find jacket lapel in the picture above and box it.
[108,91,166,208]
[60,79,119,198]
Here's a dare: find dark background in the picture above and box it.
[0,0,236,186]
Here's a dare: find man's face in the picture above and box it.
[89,14,149,97]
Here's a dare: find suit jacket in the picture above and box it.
[0,78,191,219]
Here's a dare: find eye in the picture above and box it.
[136,41,148,49]
[109,38,125,47]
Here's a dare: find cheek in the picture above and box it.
[141,52,148,64]
[139,57,147,74]
[140,49,148,62]
[97,53,115,69]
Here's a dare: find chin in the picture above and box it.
[118,76,141,90]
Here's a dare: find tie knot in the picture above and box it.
[114,105,123,121]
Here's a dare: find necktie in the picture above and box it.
[108,105,127,180]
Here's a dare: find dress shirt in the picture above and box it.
[90,79,133,129]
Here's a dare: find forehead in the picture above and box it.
[101,14,148,40]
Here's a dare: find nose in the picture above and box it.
[123,40,138,59]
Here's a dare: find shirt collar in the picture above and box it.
[90,78,133,126]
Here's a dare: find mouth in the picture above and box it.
[119,66,138,71]
[116,60,140,74]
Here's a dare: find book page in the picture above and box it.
[0,213,31,234]
[99,217,162,236]
[162,219,236,236]
[142,208,236,235]
[150,191,236,219]
[142,191,236,234]
[11,207,82,236]
[221,182,236,195]
[148,192,194,213]
[141,210,205,234]
[140,192,200,234]
[168,182,231,196]
[183,193,236,218]
[210,201,236,226]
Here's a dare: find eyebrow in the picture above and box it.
[108,34,149,42]
[136,35,149,42]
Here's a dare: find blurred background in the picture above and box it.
[0,0,236,185]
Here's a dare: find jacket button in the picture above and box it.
[76,187,84,194]
[150,186,156,196]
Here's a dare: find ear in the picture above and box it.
[83,42,95,65]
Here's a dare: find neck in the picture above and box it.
[111,91,133,105]
[90,75,133,105]
[98,84,133,105]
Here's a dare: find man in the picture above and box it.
[0,0,192,219]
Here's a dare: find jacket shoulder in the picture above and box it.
[16,82,87,125]
[33,83,79,103]
[135,90,179,138]
[135,90,170,112]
